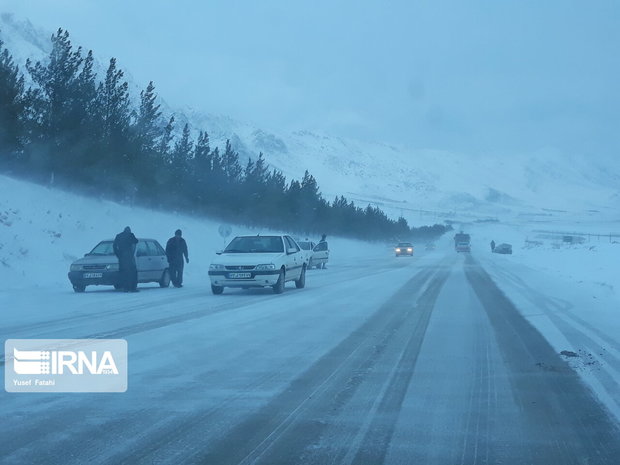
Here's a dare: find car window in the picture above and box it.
[314,242,328,252]
[285,236,300,252]
[298,242,312,251]
[147,241,163,256]
[224,236,284,253]
[136,240,149,257]
[89,241,114,255]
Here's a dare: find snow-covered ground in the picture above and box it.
[0,173,386,293]
[462,221,620,421]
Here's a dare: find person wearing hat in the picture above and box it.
[113,226,139,292]
[166,229,189,288]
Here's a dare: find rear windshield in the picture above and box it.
[224,236,284,253]
[89,241,115,255]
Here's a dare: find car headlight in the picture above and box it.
[70,264,81,271]
[106,264,119,271]
[407,248,413,252]
[210,264,225,271]
[395,248,401,252]
[256,264,276,271]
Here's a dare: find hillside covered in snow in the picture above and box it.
[2,12,618,228]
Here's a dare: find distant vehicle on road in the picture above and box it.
[395,242,414,256]
[208,235,306,294]
[68,239,170,292]
[454,232,471,252]
[493,243,513,254]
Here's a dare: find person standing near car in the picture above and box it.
[113,226,139,292]
[490,240,496,252]
[166,229,189,287]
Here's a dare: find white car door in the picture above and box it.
[135,240,151,281]
[284,236,302,280]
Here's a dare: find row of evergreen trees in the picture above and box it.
[0,29,448,241]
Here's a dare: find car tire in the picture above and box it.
[159,269,171,288]
[295,265,306,289]
[211,284,224,295]
[113,284,122,290]
[73,284,86,293]
[273,270,285,294]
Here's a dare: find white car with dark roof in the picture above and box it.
[208,235,307,294]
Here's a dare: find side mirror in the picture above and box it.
[287,247,297,255]
[216,250,223,255]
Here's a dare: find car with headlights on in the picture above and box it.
[209,235,306,295]
[395,242,414,256]
[68,238,171,292]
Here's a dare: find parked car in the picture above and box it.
[296,240,316,267]
[493,243,513,254]
[68,239,171,292]
[395,242,414,256]
[208,235,306,294]
[312,240,329,269]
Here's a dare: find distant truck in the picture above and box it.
[454,232,471,252]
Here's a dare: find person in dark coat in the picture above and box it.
[166,229,189,288]
[490,240,496,252]
[113,226,139,292]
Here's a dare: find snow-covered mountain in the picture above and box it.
[2,13,619,226]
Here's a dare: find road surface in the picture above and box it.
[1,250,619,464]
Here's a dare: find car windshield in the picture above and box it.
[88,241,115,255]
[397,243,412,247]
[298,242,312,250]
[224,236,284,253]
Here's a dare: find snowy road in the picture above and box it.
[2,250,620,464]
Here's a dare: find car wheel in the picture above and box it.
[113,284,122,290]
[273,270,285,294]
[211,284,224,295]
[295,265,306,289]
[159,269,171,288]
[73,284,86,293]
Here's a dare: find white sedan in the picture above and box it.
[208,235,307,294]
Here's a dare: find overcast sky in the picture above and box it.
[2,0,619,157]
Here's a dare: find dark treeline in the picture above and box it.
[0,29,449,241]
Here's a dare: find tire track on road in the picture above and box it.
[464,255,620,464]
[187,257,454,465]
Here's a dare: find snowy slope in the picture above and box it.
[0,174,386,291]
[2,13,619,228]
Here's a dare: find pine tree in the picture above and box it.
[158,115,175,159]
[134,81,161,154]
[26,28,84,175]
[0,39,25,163]
[222,139,242,184]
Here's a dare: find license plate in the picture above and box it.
[228,272,251,279]
[83,272,103,278]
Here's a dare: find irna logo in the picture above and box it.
[5,339,127,393]
[13,348,119,375]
